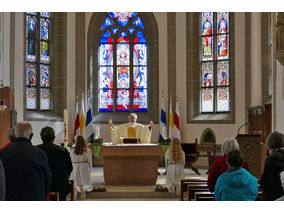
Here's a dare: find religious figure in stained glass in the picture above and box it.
[217,35,228,58]
[117,67,129,89]
[203,72,212,87]
[202,36,213,60]
[27,16,36,38]
[203,21,212,35]
[41,19,49,40]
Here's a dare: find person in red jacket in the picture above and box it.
[0,128,15,151]
[207,138,249,192]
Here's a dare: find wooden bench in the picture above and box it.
[181,139,200,175]
[187,183,210,201]
[180,178,207,201]
[195,191,214,201]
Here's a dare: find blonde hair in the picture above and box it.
[168,138,184,163]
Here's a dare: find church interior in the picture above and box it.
[1,9,284,205]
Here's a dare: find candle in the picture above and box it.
[64,109,68,148]
[95,126,100,137]
[163,127,167,140]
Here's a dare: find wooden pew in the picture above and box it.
[187,183,209,201]
[195,191,214,201]
[48,192,59,201]
[180,178,207,201]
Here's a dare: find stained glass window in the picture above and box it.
[98,12,148,112]
[200,12,230,113]
[25,12,51,111]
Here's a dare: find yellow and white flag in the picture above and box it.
[168,96,174,138]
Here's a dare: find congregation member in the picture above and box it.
[276,171,284,201]
[260,131,284,201]
[0,128,15,151]
[70,135,93,200]
[0,159,5,201]
[165,138,185,193]
[37,126,73,201]
[0,122,52,201]
[109,113,153,144]
[207,138,249,192]
[214,150,258,201]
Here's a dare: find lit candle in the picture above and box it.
[64,109,68,148]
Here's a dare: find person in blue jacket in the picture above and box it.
[214,150,258,201]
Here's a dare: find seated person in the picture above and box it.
[276,171,284,201]
[207,138,249,192]
[214,150,258,201]
[37,126,73,201]
[70,136,93,200]
[109,113,154,144]
[165,138,185,193]
[260,131,284,200]
[0,159,5,201]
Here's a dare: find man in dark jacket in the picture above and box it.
[37,126,73,201]
[0,122,52,201]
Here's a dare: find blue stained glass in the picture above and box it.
[103,31,111,37]
[133,43,147,66]
[40,12,50,18]
[27,12,37,15]
[132,16,144,29]
[133,37,146,43]
[111,28,119,34]
[99,89,113,111]
[26,63,36,86]
[26,15,36,38]
[117,67,130,89]
[26,39,36,62]
[40,18,49,40]
[117,89,130,111]
[40,65,50,87]
[99,67,113,89]
[99,43,113,65]
[133,67,147,88]
[120,31,127,37]
[136,31,143,37]
[133,88,147,111]
[109,12,137,26]
[128,28,135,34]
[101,17,114,30]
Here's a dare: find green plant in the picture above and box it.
[88,137,104,145]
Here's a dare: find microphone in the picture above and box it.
[237,122,251,135]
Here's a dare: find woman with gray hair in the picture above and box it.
[207,138,249,192]
[260,131,284,200]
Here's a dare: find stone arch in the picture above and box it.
[87,12,159,124]
[200,128,216,144]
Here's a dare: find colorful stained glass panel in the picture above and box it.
[26,87,37,109]
[202,12,213,36]
[117,89,130,111]
[99,89,113,111]
[40,18,49,40]
[117,43,129,65]
[26,63,37,86]
[128,28,135,34]
[26,15,36,38]
[111,28,119,34]
[109,12,136,26]
[201,88,214,112]
[40,12,50,18]
[133,67,147,89]
[101,17,114,30]
[201,62,214,87]
[217,61,229,86]
[133,43,147,65]
[217,34,229,60]
[99,67,113,89]
[134,89,147,111]
[217,87,230,112]
[202,36,213,61]
[27,12,37,15]
[217,12,229,34]
[40,41,49,63]
[117,67,130,89]
[99,43,113,65]
[40,88,50,110]
[132,16,144,29]
[40,65,50,87]
[26,39,36,62]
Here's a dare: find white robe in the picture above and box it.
[165,150,185,192]
[70,148,93,192]
[111,122,152,144]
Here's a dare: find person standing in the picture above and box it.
[0,122,52,201]
[260,131,284,200]
[37,126,73,201]
[70,136,93,200]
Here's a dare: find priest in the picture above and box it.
[109,113,153,144]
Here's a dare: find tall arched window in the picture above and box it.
[98,12,148,112]
[200,12,230,113]
[25,12,51,111]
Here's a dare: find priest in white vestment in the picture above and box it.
[109,113,153,144]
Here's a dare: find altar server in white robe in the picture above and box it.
[70,136,92,199]
[109,113,153,144]
[165,138,185,193]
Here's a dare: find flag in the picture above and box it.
[80,94,86,136]
[85,95,94,140]
[173,100,181,141]
[159,95,167,140]
[73,100,80,142]
[168,96,174,138]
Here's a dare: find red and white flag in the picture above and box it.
[173,100,181,141]
[73,101,80,142]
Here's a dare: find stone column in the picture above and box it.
[275,12,284,66]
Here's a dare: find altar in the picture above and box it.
[100,144,163,185]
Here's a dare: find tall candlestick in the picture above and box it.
[64,109,68,148]
[95,126,100,137]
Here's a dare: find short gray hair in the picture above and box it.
[221,138,239,154]
[128,113,137,120]
[15,122,33,140]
